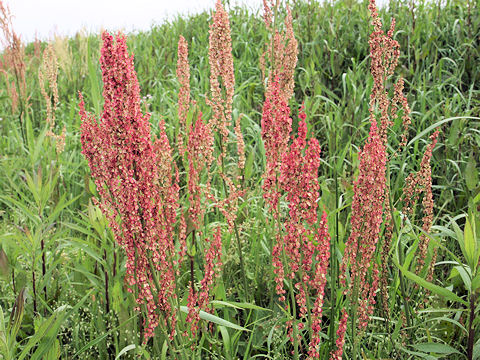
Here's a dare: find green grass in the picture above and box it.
[0,0,479,358]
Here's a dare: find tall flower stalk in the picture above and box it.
[206,0,247,301]
[264,83,331,359]
[176,35,191,158]
[334,0,401,356]
[79,31,184,342]
[403,130,439,280]
[261,0,298,102]
[338,119,386,335]
[38,44,66,154]
[261,3,330,358]
[262,72,330,360]
[207,0,235,162]
[0,0,27,141]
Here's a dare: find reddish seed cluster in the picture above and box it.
[307,211,331,358]
[337,0,412,335]
[262,0,273,30]
[175,34,214,233]
[235,114,246,171]
[261,79,292,216]
[339,118,387,330]
[330,310,348,360]
[261,1,298,103]
[38,44,67,154]
[207,0,235,158]
[266,104,330,358]
[403,130,439,277]
[260,3,330,355]
[205,0,245,232]
[368,0,402,321]
[392,77,411,150]
[176,35,191,157]
[187,112,214,230]
[368,0,412,151]
[0,0,26,114]
[380,195,393,319]
[79,32,181,341]
[186,227,222,337]
[368,0,400,143]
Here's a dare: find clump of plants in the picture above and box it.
[0,0,478,358]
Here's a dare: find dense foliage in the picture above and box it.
[0,0,479,358]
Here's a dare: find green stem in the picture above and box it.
[329,127,339,352]
[233,221,248,300]
[218,134,249,302]
[300,274,313,347]
[351,276,360,360]
[147,256,188,360]
[269,0,280,76]
[466,291,477,360]
[285,264,299,360]
[12,69,26,144]
[386,165,413,331]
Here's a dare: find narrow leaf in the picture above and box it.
[412,342,462,356]
[395,261,467,306]
[180,306,249,331]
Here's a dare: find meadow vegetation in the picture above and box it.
[0,0,479,358]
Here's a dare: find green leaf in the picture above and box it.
[244,149,254,181]
[87,37,101,114]
[454,265,472,291]
[0,306,9,357]
[412,342,462,356]
[8,288,26,348]
[465,156,479,191]
[211,300,270,312]
[267,323,276,352]
[395,261,467,306]
[180,306,249,331]
[448,267,459,281]
[161,340,168,360]
[472,273,480,291]
[45,339,61,360]
[474,192,480,204]
[219,326,232,360]
[464,217,476,270]
[473,339,480,360]
[115,345,136,359]
[450,219,467,261]
[408,116,480,147]
[17,306,67,360]
[0,195,41,226]
[0,249,9,278]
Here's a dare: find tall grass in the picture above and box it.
[0,0,478,358]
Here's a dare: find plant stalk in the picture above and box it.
[466,293,477,360]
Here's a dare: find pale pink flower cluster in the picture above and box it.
[80,32,184,340]
[186,227,222,337]
[329,311,348,360]
[186,112,214,230]
[261,79,292,216]
[207,0,235,157]
[339,120,387,330]
[403,130,439,278]
[176,35,191,157]
[174,32,223,339]
[261,1,298,103]
[263,89,331,358]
